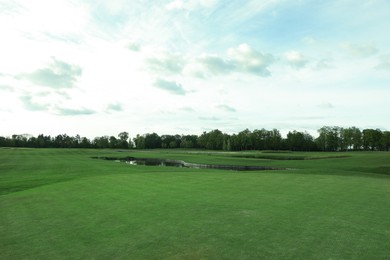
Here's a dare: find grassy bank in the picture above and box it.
[1,148,390,259]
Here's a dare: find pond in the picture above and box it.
[94,156,286,171]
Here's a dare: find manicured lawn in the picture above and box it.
[1,148,390,259]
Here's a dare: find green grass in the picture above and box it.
[1,148,390,259]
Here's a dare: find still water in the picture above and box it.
[120,157,285,171]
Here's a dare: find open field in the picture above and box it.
[1,148,390,259]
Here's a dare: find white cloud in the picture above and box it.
[183,54,233,78]
[127,41,141,52]
[317,102,334,109]
[315,59,332,70]
[198,55,233,75]
[216,104,236,112]
[166,0,219,11]
[18,58,82,89]
[285,51,308,69]
[180,106,195,112]
[341,42,378,58]
[153,78,187,95]
[147,44,274,78]
[228,44,275,76]
[166,0,184,10]
[199,116,221,121]
[55,107,95,116]
[145,51,185,75]
[0,1,23,15]
[375,54,390,70]
[20,95,49,112]
[106,103,123,112]
[0,85,14,92]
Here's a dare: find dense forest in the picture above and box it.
[1,126,390,151]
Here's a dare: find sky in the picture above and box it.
[0,0,389,139]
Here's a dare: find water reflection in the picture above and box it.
[126,159,185,167]
[120,157,285,171]
[93,156,286,171]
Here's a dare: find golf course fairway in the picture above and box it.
[1,148,390,259]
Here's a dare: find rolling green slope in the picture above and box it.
[1,149,390,259]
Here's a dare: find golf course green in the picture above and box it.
[1,148,390,259]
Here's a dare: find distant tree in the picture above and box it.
[118,132,129,149]
[79,137,91,148]
[222,133,231,151]
[363,129,383,151]
[340,127,362,150]
[229,134,240,151]
[269,129,283,150]
[237,129,253,150]
[180,135,198,148]
[161,135,180,149]
[144,133,162,149]
[316,126,341,151]
[36,134,52,148]
[93,136,110,148]
[109,136,118,148]
[133,134,145,149]
[252,129,266,150]
[382,131,390,151]
[250,128,282,150]
[3,126,389,151]
[199,129,224,150]
[287,131,316,151]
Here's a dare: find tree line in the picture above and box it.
[1,126,389,151]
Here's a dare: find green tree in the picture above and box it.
[118,131,129,149]
[144,133,162,149]
[93,136,110,148]
[180,135,198,148]
[237,129,253,150]
[133,134,145,149]
[363,129,383,151]
[340,127,362,151]
[382,131,390,151]
[316,126,341,151]
[287,131,316,151]
[109,136,118,148]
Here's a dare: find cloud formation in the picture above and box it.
[165,0,219,11]
[19,58,82,89]
[146,52,184,75]
[285,51,308,69]
[55,107,95,116]
[0,85,14,92]
[183,55,233,78]
[375,54,390,70]
[20,95,49,111]
[216,104,236,112]
[341,43,378,58]
[19,91,96,117]
[153,78,187,95]
[180,106,195,112]
[199,116,220,121]
[106,103,123,112]
[315,59,332,70]
[317,102,334,109]
[127,41,141,52]
[147,44,274,78]
[228,44,275,76]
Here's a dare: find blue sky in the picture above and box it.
[0,0,389,138]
